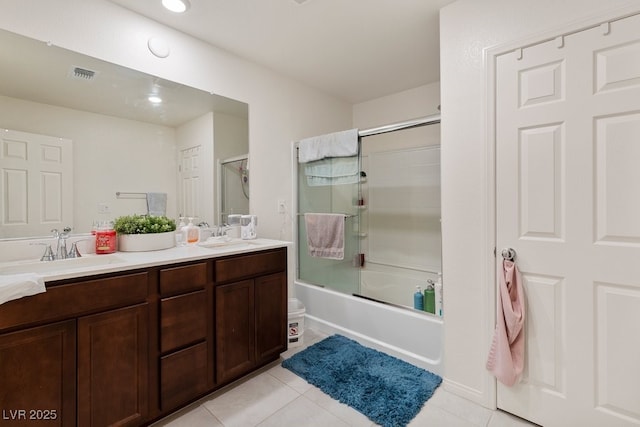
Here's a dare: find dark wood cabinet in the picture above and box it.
[160,342,208,411]
[77,304,149,427]
[0,245,287,426]
[160,290,207,353]
[215,279,256,383]
[0,320,76,427]
[214,249,287,385]
[157,262,211,413]
[255,272,287,364]
[0,271,148,427]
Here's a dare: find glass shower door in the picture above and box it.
[297,157,361,295]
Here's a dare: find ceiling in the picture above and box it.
[0,28,247,127]
[108,0,456,104]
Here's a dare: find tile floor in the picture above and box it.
[153,329,537,427]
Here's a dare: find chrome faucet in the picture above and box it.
[67,241,83,258]
[197,222,230,239]
[213,224,230,237]
[31,242,56,261]
[51,227,72,260]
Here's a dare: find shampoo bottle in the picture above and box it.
[413,286,424,311]
[435,273,443,317]
[424,281,435,314]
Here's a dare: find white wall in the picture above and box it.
[353,83,440,130]
[440,0,638,407]
[0,94,177,232]
[214,113,249,163]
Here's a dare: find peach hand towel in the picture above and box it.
[486,259,525,386]
[304,213,345,260]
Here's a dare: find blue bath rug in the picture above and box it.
[281,334,442,427]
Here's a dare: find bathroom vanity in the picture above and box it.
[0,240,289,426]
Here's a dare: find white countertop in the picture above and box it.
[0,238,291,283]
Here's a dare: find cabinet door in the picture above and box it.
[160,342,208,411]
[255,272,287,364]
[160,290,207,353]
[215,280,255,384]
[0,320,76,427]
[77,304,148,427]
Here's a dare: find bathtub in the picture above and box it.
[294,280,444,376]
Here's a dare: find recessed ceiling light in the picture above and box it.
[148,96,163,104]
[162,0,190,13]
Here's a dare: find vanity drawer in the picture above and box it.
[0,272,148,332]
[160,342,208,411]
[160,290,206,353]
[159,262,208,296]
[215,248,286,283]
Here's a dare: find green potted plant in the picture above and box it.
[113,214,177,252]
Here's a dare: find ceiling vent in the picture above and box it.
[70,66,97,81]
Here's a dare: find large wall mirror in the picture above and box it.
[0,28,249,239]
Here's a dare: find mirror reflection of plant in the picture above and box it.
[113,215,176,234]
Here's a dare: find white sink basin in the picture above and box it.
[198,238,262,250]
[0,254,126,275]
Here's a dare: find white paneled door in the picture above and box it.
[0,129,72,238]
[178,145,202,219]
[496,13,640,427]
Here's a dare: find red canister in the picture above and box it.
[95,223,116,254]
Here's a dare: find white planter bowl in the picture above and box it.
[118,231,175,252]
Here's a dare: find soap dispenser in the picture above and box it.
[185,217,200,245]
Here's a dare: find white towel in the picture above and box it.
[0,273,46,306]
[146,192,167,216]
[304,213,345,260]
[304,157,358,178]
[298,129,359,163]
[305,156,360,187]
[307,174,360,187]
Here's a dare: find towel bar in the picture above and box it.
[116,191,147,199]
[297,213,355,219]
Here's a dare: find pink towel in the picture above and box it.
[304,213,345,260]
[486,259,526,386]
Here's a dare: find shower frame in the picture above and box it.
[293,113,442,307]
